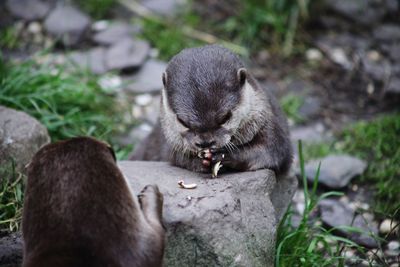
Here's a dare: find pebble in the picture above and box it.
[379,219,398,234]
[98,74,122,91]
[92,20,110,32]
[27,21,42,34]
[135,94,153,106]
[387,241,400,251]
[306,48,323,61]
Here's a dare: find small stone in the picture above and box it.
[373,24,400,42]
[379,219,398,234]
[44,6,91,46]
[6,0,50,21]
[387,241,400,251]
[124,59,167,94]
[98,74,122,91]
[106,38,150,71]
[330,48,352,69]
[298,96,321,120]
[366,50,381,61]
[135,94,153,106]
[319,199,379,248]
[92,22,136,46]
[302,155,367,188]
[306,48,323,61]
[92,20,110,32]
[27,21,42,34]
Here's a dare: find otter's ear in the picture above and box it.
[162,72,167,87]
[237,68,247,87]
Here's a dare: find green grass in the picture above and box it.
[209,0,313,56]
[0,55,128,144]
[280,93,305,123]
[0,26,19,49]
[140,18,204,61]
[340,114,400,218]
[0,55,134,231]
[276,141,374,266]
[74,0,116,19]
[301,114,400,219]
[0,160,24,232]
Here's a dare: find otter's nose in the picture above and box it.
[195,140,216,149]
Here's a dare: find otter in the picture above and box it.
[132,45,292,176]
[22,137,165,267]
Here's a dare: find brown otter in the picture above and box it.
[132,45,292,176]
[22,137,165,267]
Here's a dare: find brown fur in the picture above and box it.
[22,137,165,267]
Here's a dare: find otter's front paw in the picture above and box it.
[138,184,163,224]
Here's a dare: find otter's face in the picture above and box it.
[160,67,260,154]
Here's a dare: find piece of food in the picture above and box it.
[212,161,223,178]
[178,180,197,189]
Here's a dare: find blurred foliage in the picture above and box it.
[210,0,313,55]
[74,0,116,19]
[0,55,130,153]
[340,114,400,218]
[140,18,204,60]
[0,26,19,49]
[280,93,305,123]
[0,160,24,232]
[302,113,400,219]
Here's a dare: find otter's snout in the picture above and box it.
[195,140,216,149]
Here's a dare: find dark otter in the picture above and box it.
[22,137,165,267]
[132,45,292,176]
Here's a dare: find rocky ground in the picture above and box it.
[0,0,399,266]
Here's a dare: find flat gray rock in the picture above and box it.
[141,0,187,16]
[69,47,108,74]
[387,77,400,94]
[302,155,367,188]
[290,123,329,144]
[6,0,50,21]
[44,5,91,46]
[119,161,297,266]
[319,199,379,248]
[0,106,50,173]
[92,22,136,46]
[105,38,150,71]
[124,59,166,94]
[373,24,400,42]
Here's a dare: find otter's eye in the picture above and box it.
[177,117,190,128]
[219,111,232,125]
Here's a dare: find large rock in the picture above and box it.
[124,59,167,94]
[92,22,136,46]
[140,0,187,16]
[119,161,297,266]
[0,161,297,266]
[302,155,367,189]
[105,38,150,71]
[0,106,50,173]
[44,5,91,46]
[6,0,50,21]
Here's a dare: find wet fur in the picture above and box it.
[132,45,292,175]
[23,137,165,267]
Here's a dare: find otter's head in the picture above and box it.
[160,45,266,155]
